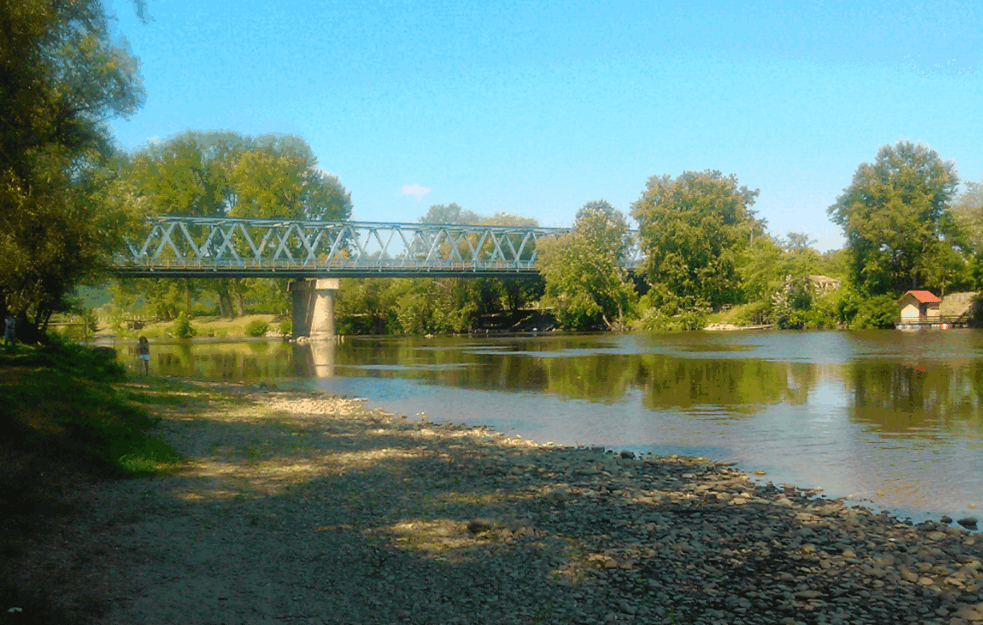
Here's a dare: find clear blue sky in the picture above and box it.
[106,0,983,252]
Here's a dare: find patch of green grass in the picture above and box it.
[706,303,753,325]
[0,338,180,479]
[116,437,180,474]
[0,338,188,625]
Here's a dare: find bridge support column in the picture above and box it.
[289,279,339,340]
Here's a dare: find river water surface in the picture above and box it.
[128,330,983,525]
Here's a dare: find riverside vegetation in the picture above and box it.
[95,144,983,338]
[3,0,982,343]
[3,348,983,624]
[6,9,983,621]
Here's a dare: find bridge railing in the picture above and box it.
[114,216,642,278]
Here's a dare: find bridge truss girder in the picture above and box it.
[114,217,641,279]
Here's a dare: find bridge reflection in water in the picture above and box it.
[297,340,337,379]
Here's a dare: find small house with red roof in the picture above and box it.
[898,290,941,323]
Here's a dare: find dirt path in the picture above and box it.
[9,379,983,625]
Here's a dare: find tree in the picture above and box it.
[951,179,983,288]
[0,0,145,338]
[483,212,543,313]
[418,203,481,225]
[538,200,636,330]
[631,170,762,311]
[827,140,961,295]
[124,131,242,217]
[227,134,352,221]
[953,180,983,245]
[125,130,352,221]
[120,130,353,317]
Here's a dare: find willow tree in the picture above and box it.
[0,0,145,338]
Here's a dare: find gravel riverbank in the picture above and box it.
[11,379,983,625]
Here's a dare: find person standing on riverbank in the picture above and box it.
[137,336,150,374]
[3,315,15,349]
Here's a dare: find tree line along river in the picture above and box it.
[118,329,983,526]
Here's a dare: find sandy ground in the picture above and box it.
[7,378,983,625]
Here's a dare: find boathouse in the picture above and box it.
[898,290,941,322]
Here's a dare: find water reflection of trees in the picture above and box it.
[844,361,983,434]
[150,342,294,380]
[149,337,983,438]
[636,358,817,414]
[324,338,820,414]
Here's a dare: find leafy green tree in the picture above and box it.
[849,294,899,329]
[227,134,352,221]
[124,131,241,217]
[121,130,352,317]
[0,0,145,338]
[170,312,196,338]
[632,170,762,311]
[418,203,481,225]
[827,140,961,295]
[483,212,544,313]
[953,180,983,246]
[538,200,636,330]
[334,278,402,334]
[125,130,352,221]
[952,179,983,289]
[337,206,543,335]
[737,235,785,304]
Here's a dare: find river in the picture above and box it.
[123,329,983,525]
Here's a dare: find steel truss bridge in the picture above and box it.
[114,216,642,279]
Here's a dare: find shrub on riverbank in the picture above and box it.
[278,318,292,336]
[245,319,270,337]
[170,313,197,339]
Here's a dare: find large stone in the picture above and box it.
[467,518,496,534]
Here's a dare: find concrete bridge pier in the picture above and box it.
[289,278,339,340]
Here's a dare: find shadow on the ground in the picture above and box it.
[6,381,983,625]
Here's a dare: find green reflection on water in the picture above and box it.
[126,332,983,437]
[846,360,983,434]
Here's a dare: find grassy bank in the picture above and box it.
[104,313,288,340]
[0,340,180,623]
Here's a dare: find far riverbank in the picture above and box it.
[10,376,983,624]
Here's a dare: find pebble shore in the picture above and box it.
[19,381,983,624]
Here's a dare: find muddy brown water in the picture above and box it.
[117,329,983,525]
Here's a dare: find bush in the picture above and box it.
[30,334,126,381]
[170,313,196,339]
[850,294,898,329]
[731,300,771,326]
[244,319,270,337]
[278,318,292,336]
[633,290,709,332]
